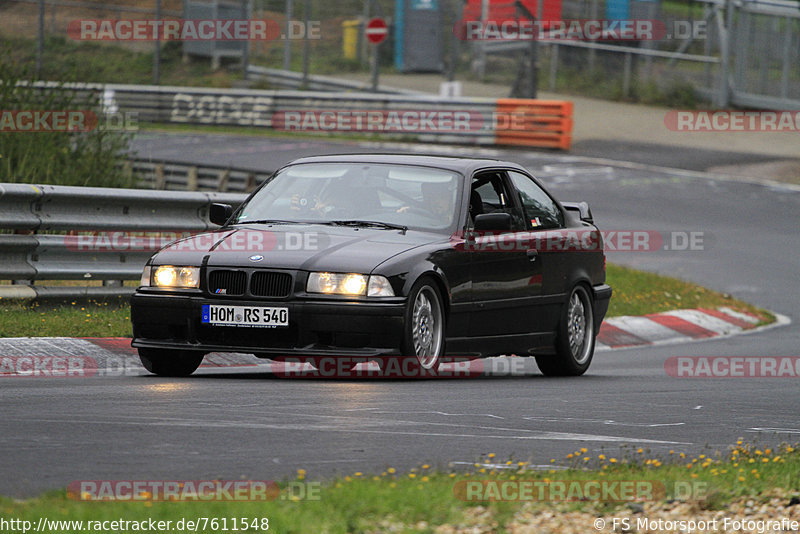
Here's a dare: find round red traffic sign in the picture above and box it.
[365,17,388,44]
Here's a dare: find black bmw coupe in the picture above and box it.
[131,154,611,377]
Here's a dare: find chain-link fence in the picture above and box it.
[4,0,799,107]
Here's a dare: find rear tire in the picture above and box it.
[536,285,595,376]
[138,348,204,377]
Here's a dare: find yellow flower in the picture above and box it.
[422,464,430,469]
[598,454,606,460]
[421,476,429,482]
[355,472,363,476]
[387,467,396,474]
[488,453,496,458]
[609,458,617,463]
[297,469,307,476]
[408,473,416,479]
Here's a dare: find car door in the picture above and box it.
[506,169,570,333]
[467,170,543,337]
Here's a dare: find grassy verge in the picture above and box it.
[0,264,774,338]
[605,263,772,322]
[2,441,798,533]
[0,299,131,338]
[138,120,419,145]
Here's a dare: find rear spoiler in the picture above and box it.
[562,201,593,224]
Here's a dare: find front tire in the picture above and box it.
[138,348,204,377]
[400,278,446,373]
[536,284,595,376]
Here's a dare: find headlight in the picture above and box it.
[151,266,200,288]
[307,273,394,297]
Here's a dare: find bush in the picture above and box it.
[0,56,135,187]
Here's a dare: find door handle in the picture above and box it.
[526,249,538,261]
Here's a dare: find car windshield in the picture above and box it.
[234,162,463,233]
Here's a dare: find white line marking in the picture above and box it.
[662,309,743,336]
[11,416,689,444]
[606,316,693,344]
[718,307,760,324]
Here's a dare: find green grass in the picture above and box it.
[1,441,798,533]
[0,299,132,338]
[3,36,243,87]
[139,120,420,144]
[605,263,772,322]
[0,264,773,338]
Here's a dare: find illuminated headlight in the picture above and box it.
[307,273,394,297]
[151,266,200,288]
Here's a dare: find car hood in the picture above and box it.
[150,224,441,273]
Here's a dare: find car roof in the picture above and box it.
[283,153,528,176]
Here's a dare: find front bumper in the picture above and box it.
[131,291,406,357]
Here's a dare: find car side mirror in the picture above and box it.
[474,212,512,232]
[209,203,233,226]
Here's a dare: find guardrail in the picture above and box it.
[32,81,574,150]
[0,183,247,301]
[129,159,274,192]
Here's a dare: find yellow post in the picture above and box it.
[342,20,360,60]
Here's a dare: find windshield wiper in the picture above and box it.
[328,220,408,233]
[234,219,306,225]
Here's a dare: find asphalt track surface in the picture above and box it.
[1,134,798,497]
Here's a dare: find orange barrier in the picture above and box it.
[494,99,573,150]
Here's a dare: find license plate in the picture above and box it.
[201,305,289,328]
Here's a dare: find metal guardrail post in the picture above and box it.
[217,170,230,192]
[187,166,198,191]
[154,164,165,190]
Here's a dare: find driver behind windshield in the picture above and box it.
[397,180,455,227]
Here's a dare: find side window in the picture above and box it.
[507,171,564,230]
[470,172,526,230]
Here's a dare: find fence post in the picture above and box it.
[187,166,199,191]
[622,52,632,97]
[154,164,166,190]
[37,0,45,78]
[217,170,230,192]
[549,43,558,91]
[718,0,734,107]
